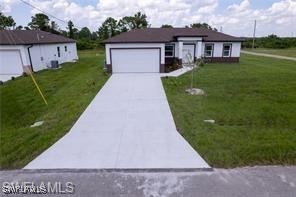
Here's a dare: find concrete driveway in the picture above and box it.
[25,74,209,170]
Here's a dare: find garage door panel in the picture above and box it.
[111,49,160,73]
[0,50,23,75]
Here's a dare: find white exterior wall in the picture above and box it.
[231,42,241,57]
[105,43,165,65]
[173,42,179,57]
[202,42,241,57]
[214,43,223,57]
[30,43,78,71]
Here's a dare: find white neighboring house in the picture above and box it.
[103,28,244,73]
[0,30,78,82]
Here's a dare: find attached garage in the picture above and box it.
[110,48,160,73]
[0,50,24,81]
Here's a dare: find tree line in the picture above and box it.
[242,34,296,49]
[2,12,295,50]
[1,11,151,49]
[0,11,220,50]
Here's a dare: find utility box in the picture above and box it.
[50,60,59,68]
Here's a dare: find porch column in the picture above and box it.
[196,41,202,58]
[178,41,183,65]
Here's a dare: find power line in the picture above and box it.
[18,0,82,29]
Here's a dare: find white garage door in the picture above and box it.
[0,50,23,80]
[111,49,160,73]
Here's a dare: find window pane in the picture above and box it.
[205,50,212,56]
[204,44,213,57]
[165,45,173,50]
[223,50,230,56]
[223,44,231,57]
[205,45,212,50]
[165,45,174,57]
[224,45,230,50]
[165,51,173,56]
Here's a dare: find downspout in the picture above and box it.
[27,45,34,72]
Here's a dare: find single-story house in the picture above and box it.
[103,28,244,73]
[0,30,78,81]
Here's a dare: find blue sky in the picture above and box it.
[1,0,296,37]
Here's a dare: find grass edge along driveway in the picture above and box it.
[0,50,109,169]
[162,54,296,168]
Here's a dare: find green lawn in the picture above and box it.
[0,50,109,169]
[162,54,296,168]
[245,48,296,58]
[1,51,296,169]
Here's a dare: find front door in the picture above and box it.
[182,45,195,64]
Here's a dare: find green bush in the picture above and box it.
[242,35,296,49]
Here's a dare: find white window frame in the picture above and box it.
[165,44,174,57]
[204,44,214,57]
[223,43,232,57]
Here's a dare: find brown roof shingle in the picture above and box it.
[0,30,75,45]
[103,28,243,43]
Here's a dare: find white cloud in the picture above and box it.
[1,0,296,37]
[0,0,19,13]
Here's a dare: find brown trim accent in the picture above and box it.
[178,58,182,65]
[109,47,162,73]
[205,57,239,63]
[106,64,112,73]
[160,64,165,73]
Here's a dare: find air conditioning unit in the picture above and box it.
[50,60,59,68]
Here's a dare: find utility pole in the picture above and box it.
[252,20,256,50]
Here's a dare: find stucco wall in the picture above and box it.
[231,43,241,57]
[202,42,241,57]
[30,43,78,71]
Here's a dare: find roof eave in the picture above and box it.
[103,41,169,44]
[203,39,244,42]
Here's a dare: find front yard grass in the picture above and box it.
[0,50,109,169]
[245,48,296,58]
[162,54,296,168]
